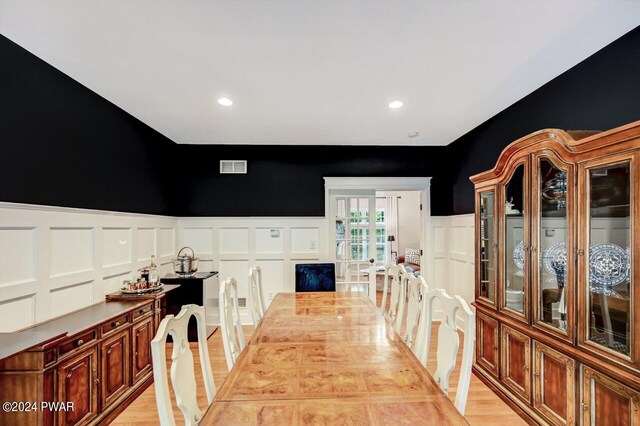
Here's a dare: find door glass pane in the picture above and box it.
[504,164,525,313]
[479,190,495,302]
[360,198,370,224]
[588,163,631,355]
[336,216,346,260]
[350,198,359,224]
[538,158,569,331]
[335,262,347,283]
[335,198,346,220]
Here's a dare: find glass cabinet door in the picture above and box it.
[581,158,633,360]
[533,154,573,338]
[477,188,497,306]
[502,161,529,320]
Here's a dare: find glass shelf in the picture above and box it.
[478,189,496,304]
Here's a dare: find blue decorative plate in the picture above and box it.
[513,240,525,276]
[589,243,630,289]
[543,241,567,277]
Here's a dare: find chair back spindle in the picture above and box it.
[402,274,429,353]
[249,266,267,326]
[219,277,246,371]
[151,304,216,426]
[421,288,475,415]
[381,263,405,327]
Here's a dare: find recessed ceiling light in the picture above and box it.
[388,100,404,109]
[217,97,233,107]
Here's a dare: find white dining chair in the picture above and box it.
[219,277,246,371]
[418,288,475,415]
[151,304,216,426]
[249,266,267,326]
[401,274,429,353]
[380,263,405,326]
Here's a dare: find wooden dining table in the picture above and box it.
[201,291,468,425]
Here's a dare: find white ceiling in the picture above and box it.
[1,1,639,146]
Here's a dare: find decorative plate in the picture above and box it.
[543,241,567,279]
[589,243,630,289]
[120,283,164,295]
[513,240,525,276]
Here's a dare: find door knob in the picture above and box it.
[369,258,375,264]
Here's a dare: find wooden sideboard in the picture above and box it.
[471,121,640,425]
[0,285,177,426]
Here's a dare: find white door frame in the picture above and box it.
[323,177,433,290]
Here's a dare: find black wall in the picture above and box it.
[3,24,640,218]
[176,144,450,216]
[446,25,640,215]
[0,35,176,215]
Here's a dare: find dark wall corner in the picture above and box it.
[0,35,178,216]
[444,25,640,215]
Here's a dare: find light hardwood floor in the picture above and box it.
[113,293,525,425]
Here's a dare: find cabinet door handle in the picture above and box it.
[112,321,120,328]
[92,369,99,393]
[524,365,529,372]
[77,339,84,346]
[581,402,588,410]
[534,372,540,378]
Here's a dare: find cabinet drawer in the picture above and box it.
[132,303,154,321]
[58,329,97,358]
[101,314,129,336]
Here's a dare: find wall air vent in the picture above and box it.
[220,160,247,174]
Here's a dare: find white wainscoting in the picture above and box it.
[429,214,475,329]
[178,217,327,323]
[0,200,472,332]
[0,203,177,332]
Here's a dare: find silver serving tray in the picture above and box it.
[120,283,164,294]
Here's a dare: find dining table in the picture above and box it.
[201,291,468,425]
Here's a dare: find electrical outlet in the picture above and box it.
[310,241,317,250]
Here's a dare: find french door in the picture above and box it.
[331,193,377,300]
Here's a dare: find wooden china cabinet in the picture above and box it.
[472,121,640,426]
